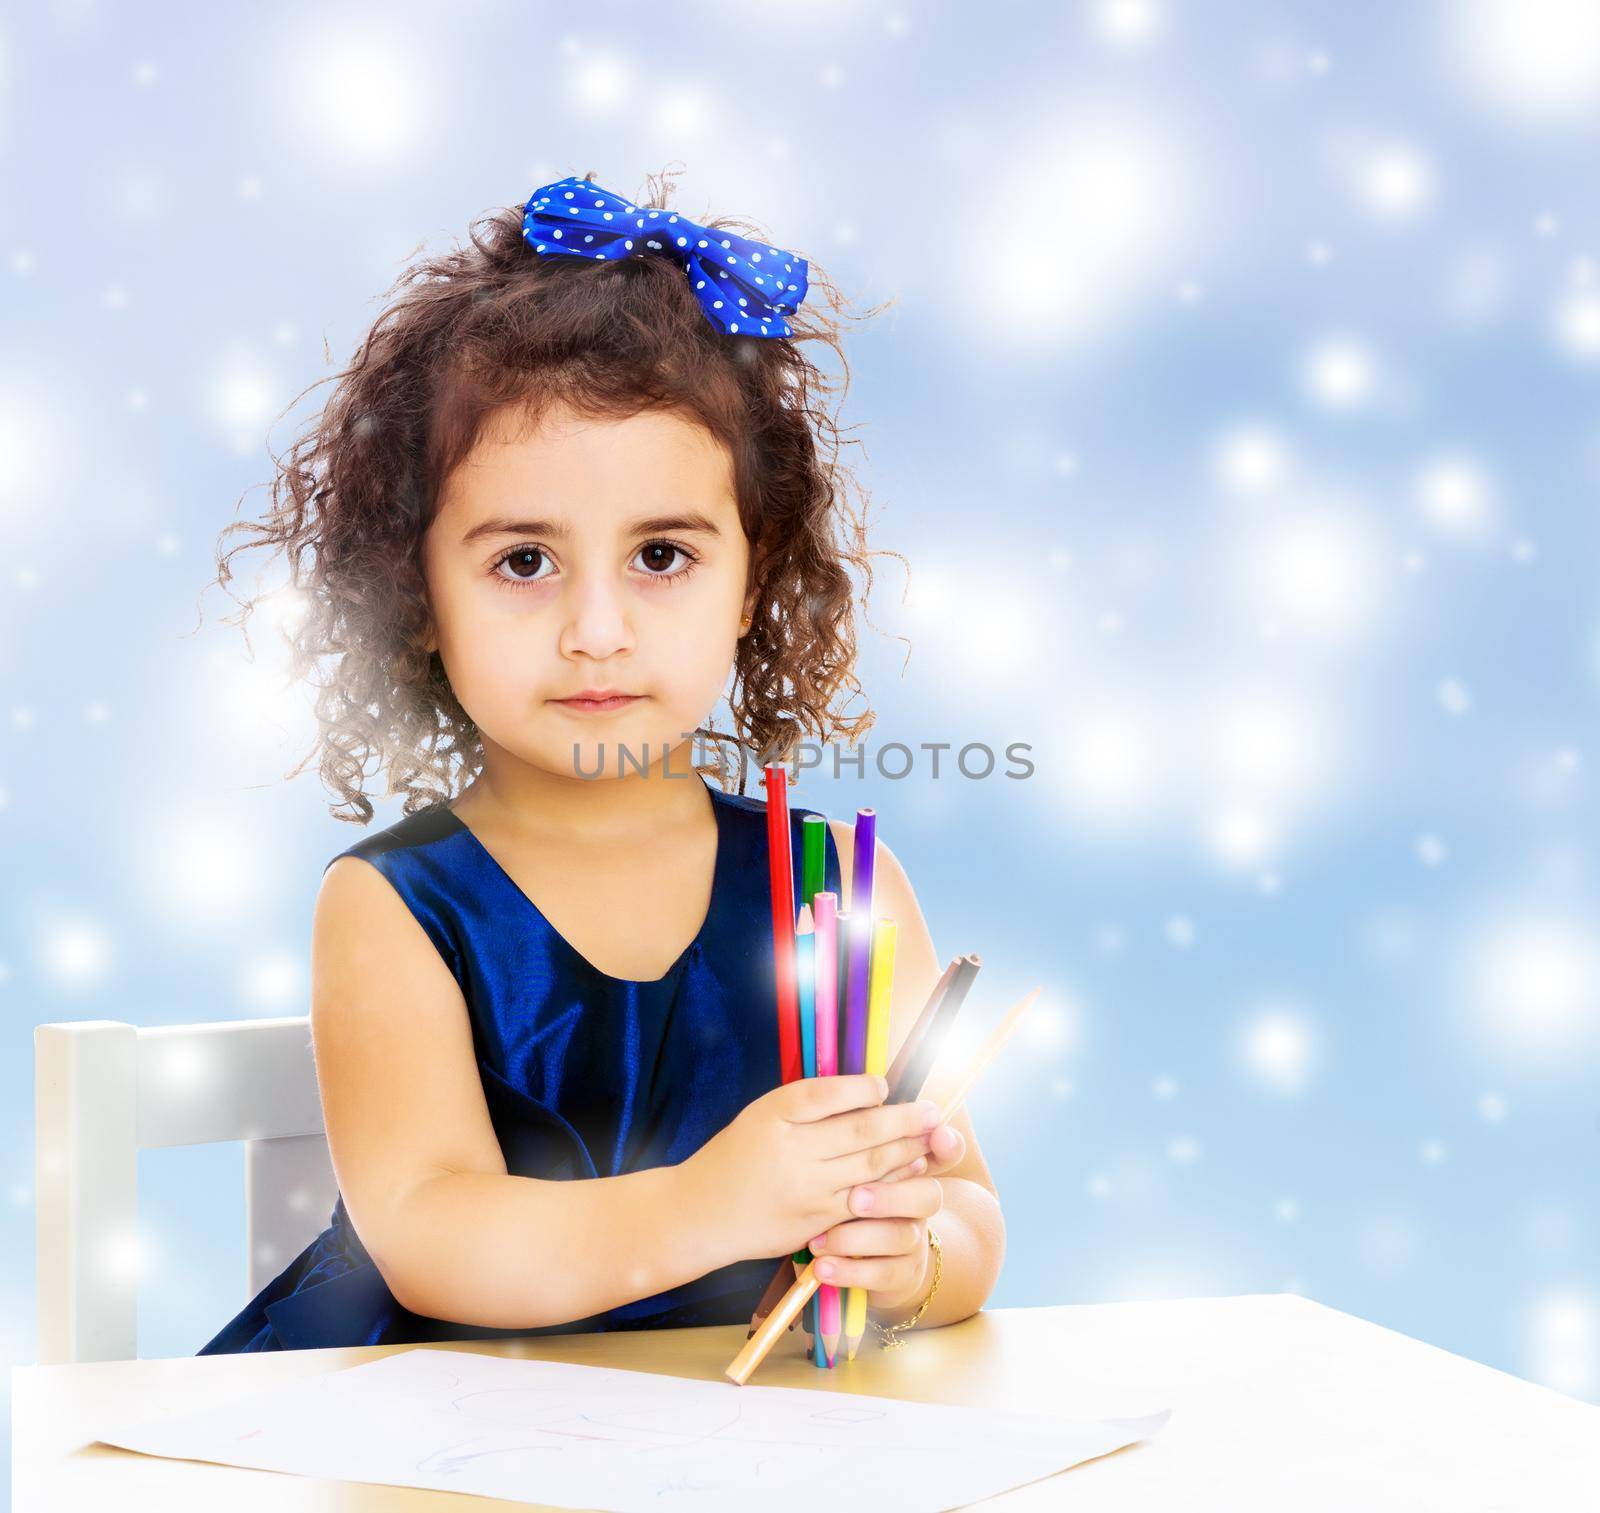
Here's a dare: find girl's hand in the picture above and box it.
[808,1121,964,1311]
[684,1074,943,1260]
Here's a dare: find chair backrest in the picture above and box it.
[33,1016,340,1363]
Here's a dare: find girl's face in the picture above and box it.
[421,399,754,783]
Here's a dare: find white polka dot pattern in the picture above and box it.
[521,174,810,338]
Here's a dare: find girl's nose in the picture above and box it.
[556,578,635,662]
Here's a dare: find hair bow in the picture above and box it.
[522,174,809,339]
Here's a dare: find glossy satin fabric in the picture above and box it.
[197,775,840,1353]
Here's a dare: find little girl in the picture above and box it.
[197,167,1005,1354]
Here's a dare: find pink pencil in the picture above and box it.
[812,891,840,1366]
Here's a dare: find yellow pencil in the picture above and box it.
[844,918,897,1361]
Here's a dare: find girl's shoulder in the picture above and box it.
[321,803,460,877]
[317,804,468,986]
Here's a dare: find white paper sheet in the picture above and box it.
[95,1347,1172,1510]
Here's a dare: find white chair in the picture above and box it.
[33,1016,341,1363]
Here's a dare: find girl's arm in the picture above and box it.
[313,858,730,1330]
[385,1163,724,1328]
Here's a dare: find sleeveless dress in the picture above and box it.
[196,775,840,1353]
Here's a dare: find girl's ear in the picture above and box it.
[740,573,760,630]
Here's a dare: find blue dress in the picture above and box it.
[197,775,840,1353]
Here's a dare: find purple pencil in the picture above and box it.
[843,809,876,1076]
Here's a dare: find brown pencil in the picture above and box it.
[745,1256,798,1339]
[886,954,980,1104]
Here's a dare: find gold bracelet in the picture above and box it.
[869,1224,942,1351]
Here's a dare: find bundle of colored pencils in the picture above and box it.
[760,760,884,1365]
[749,763,1029,1375]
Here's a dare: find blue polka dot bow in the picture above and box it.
[522,175,809,338]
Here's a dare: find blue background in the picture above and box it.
[3,0,1599,1491]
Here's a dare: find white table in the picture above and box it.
[13,1294,1599,1509]
[956,1293,1600,1509]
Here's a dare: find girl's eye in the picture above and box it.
[490,540,701,589]
[633,540,700,580]
[492,545,555,585]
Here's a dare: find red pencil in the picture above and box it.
[764,763,803,1086]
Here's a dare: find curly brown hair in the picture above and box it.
[199,166,908,824]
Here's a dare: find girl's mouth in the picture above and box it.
[552,694,643,713]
